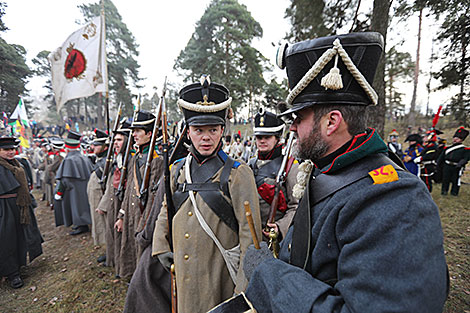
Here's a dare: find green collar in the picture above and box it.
[321,128,388,174]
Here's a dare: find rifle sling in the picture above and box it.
[133,157,142,198]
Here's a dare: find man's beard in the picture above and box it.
[293,122,329,161]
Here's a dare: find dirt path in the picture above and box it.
[0,191,128,312]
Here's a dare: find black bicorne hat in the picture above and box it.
[405,134,422,144]
[0,137,20,149]
[130,110,156,132]
[178,75,231,126]
[453,127,469,140]
[254,108,285,136]
[277,32,384,116]
[92,128,109,146]
[65,130,82,148]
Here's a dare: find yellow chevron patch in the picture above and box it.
[368,165,399,185]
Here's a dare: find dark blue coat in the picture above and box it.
[246,129,448,313]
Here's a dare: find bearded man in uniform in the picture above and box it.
[243,32,448,313]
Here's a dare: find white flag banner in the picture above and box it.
[49,16,108,111]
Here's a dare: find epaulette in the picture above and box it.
[217,150,240,168]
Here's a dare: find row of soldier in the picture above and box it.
[2,32,465,312]
[388,127,469,195]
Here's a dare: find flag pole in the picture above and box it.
[101,0,110,132]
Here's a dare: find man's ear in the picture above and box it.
[324,110,344,136]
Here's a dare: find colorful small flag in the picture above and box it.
[10,98,29,127]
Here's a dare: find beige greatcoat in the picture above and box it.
[87,156,107,246]
[96,164,123,271]
[153,155,262,313]
[119,151,163,278]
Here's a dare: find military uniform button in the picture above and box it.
[132,203,134,205]
[188,211,193,216]
[288,243,291,251]
[185,233,190,239]
[193,191,196,195]
[184,254,189,260]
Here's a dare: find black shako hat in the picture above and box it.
[178,75,231,126]
[115,117,132,136]
[0,137,20,149]
[65,130,82,148]
[254,108,285,136]
[50,138,65,150]
[453,127,469,140]
[277,32,384,116]
[130,110,156,132]
[92,128,109,146]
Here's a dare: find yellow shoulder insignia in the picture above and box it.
[293,159,299,164]
[368,165,399,185]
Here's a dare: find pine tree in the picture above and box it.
[174,0,268,115]
[385,45,415,119]
[427,0,470,126]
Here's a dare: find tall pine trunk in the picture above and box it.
[369,0,392,138]
[408,8,423,128]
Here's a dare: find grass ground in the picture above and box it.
[0,177,469,312]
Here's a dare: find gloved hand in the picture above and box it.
[54,194,62,201]
[157,251,174,272]
[414,156,422,164]
[243,242,273,282]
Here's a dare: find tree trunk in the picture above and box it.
[425,38,434,117]
[408,8,423,128]
[369,0,392,138]
[458,28,467,126]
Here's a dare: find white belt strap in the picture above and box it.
[185,155,240,284]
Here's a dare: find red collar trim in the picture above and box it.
[321,129,374,174]
[65,143,80,149]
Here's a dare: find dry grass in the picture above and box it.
[0,191,128,312]
[433,172,470,312]
[1,176,469,312]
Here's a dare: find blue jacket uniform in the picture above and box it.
[403,144,423,175]
[245,129,448,313]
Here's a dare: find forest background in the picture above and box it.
[0,0,469,139]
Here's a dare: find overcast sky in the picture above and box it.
[3,0,450,117]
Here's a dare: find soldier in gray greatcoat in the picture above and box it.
[54,130,93,235]
[243,32,448,313]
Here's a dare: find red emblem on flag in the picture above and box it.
[64,43,86,80]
